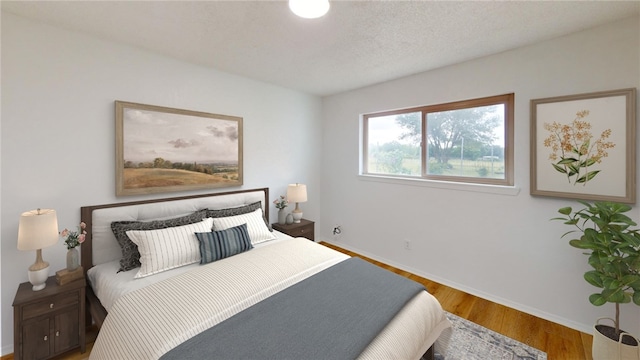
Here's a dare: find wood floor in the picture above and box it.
[3,242,593,360]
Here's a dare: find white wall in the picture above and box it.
[0,13,323,355]
[320,16,640,336]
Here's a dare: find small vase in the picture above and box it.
[286,213,294,225]
[66,247,79,271]
[278,209,286,225]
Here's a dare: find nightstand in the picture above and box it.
[13,276,86,360]
[272,219,315,241]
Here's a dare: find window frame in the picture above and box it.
[362,93,514,186]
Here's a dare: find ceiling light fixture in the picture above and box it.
[289,0,330,19]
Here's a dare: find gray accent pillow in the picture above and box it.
[111,209,208,272]
[206,201,272,231]
[195,223,253,264]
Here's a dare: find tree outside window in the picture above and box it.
[363,94,514,186]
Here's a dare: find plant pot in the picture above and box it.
[278,209,286,225]
[593,318,640,360]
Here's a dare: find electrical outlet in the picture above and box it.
[404,239,411,250]
[332,225,342,239]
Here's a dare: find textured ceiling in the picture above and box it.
[2,1,639,96]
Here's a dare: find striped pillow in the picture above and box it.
[126,218,214,278]
[111,209,209,272]
[195,224,253,264]
[212,208,277,245]
[206,201,272,231]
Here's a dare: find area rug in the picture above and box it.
[432,312,547,360]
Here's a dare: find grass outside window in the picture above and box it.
[362,93,514,186]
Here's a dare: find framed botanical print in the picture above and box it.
[530,88,636,203]
[115,101,243,196]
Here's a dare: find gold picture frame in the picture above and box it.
[115,101,243,196]
[530,88,636,203]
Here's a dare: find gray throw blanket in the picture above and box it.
[161,257,425,360]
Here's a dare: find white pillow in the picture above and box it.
[126,217,214,278]
[212,208,277,245]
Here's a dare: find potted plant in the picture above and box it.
[554,201,640,360]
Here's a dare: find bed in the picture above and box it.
[80,188,452,359]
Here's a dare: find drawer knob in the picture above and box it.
[56,331,60,337]
[301,229,305,233]
[49,303,54,309]
[44,335,48,341]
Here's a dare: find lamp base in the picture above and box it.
[292,211,303,223]
[28,266,50,291]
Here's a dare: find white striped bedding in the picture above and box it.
[90,238,348,359]
[86,232,292,312]
[89,238,451,359]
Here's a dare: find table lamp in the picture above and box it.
[287,183,307,223]
[17,208,59,291]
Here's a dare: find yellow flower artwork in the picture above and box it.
[543,110,615,186]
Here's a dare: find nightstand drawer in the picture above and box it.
[272,219,315,241]
[22,292,78,320]
[288,223,313,238]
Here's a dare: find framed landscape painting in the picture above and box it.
[530,88,636,203]
[115,101,243,196]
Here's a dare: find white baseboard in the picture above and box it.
[2,344,14,357]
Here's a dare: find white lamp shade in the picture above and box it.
[17,209,59,251]
[289,0,330,19]
[287,184,308,203]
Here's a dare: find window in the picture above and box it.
[363,93,514,186]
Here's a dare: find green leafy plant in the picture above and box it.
[554,201,640,338]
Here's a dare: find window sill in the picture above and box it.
[358,174,521,196]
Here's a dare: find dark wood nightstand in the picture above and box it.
[272,219,315,241]
[13,276,86,360]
